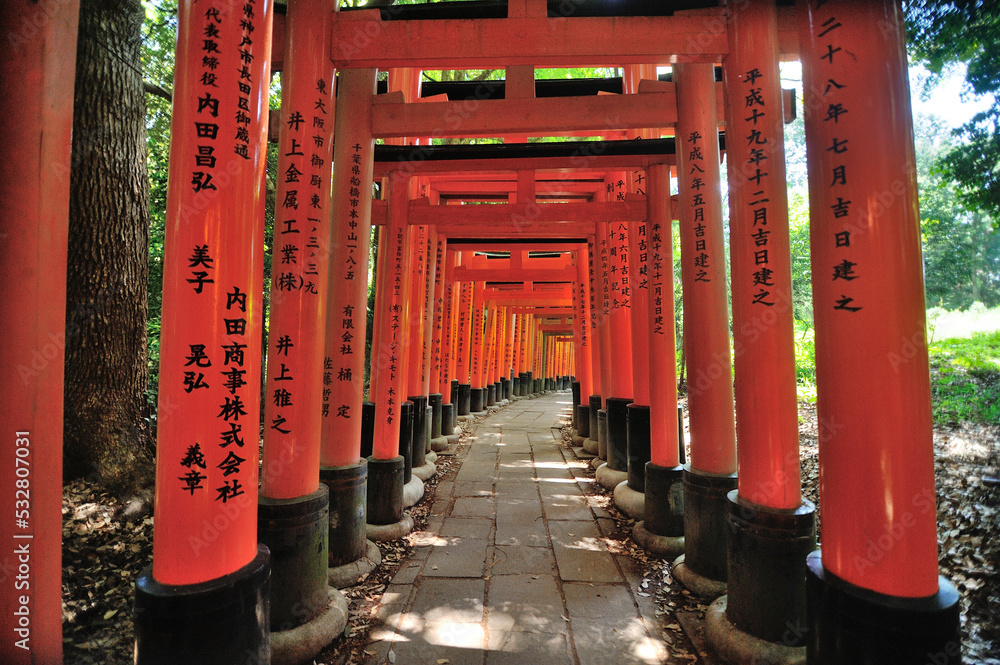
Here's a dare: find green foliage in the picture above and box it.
[905,1,1000,220]
[928,330,1000,424]
[913,114,1000,308]
[141,1,177,418]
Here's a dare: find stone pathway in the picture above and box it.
[361,393,671,665]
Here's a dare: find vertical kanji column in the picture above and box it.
[134,2,273,662]
[704,1,816,659]
[632,162,686,558]
[0,3,78,662]
[599,180,635,491]
[257,0,345,648]
[406,226,430,475]
[469,282,488,413]
[501,307,514,400]
[428,234,449,449]
[320,65,381,586]
[671,62,739,599]
[440,249,461,435]
[799,2,960,661]
[572,246,594,443]
[585,236,605,455]
[484,303,498,406]
[456,278,474,415]
[367,171,414,537]
[595,225,614,461]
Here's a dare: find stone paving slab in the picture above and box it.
[361,393,668,665]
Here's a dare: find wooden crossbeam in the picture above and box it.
[452,267,576,283]
[369,199,644,226]
[330,8,800,69]
[371,88,711,139]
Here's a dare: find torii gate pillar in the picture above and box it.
[134,2,274,661]
[799,1,960,662]
[0,3,79,662]
[671,62,739,599]
[705,0,816,661]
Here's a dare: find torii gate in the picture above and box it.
[0,1,960,664]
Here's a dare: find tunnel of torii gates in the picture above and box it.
[0,0,965,664]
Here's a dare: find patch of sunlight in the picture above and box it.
[533,477,577,484]
[561,536,604,552]
[533,461,572,469]
[423,621,486,648]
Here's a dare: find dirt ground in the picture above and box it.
[62,403,998,664]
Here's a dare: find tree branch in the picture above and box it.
[143,81,172,102]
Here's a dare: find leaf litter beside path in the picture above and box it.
[60,403,997,663]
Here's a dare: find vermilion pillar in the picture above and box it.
[585,236,604,452]
[595,225,615,460]
[319,64,379,581]
[262,0,336,498]
[368,171,411,530]
[671,62,739,594]
[406,226,429,395]
[799,1,960,661]
[645,164,680,470]
[136,2,273,661]
[428,233,447,444]
[258,0,344,646]
[605,183,635,479]
[622,69,654,501]
[705,0,816,655]
[571,246,594,441]
[456,279,473,415]
[0,3,79,662]
[321,66,375,468]
[406,224,431,473]
[632,163,685,558]
[469,282,487,412]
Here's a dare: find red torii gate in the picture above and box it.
[0,1,961,664]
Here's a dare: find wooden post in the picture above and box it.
[799,1,960,660]
[135,2,273,660]
[0,2,79,660]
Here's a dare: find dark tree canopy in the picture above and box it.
[905,0,1000,220]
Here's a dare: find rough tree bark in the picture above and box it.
[64,0,154,494]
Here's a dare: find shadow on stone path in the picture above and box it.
[359,393,673,665]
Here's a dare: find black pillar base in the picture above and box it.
[605,397,633,472]
[134,544,270,665]
[258,486,330,631]
[571,381,581,429]
[367,455,404,526]
[360,400,375,459]
[470,387,485,413]
[576,404,590,438]
[682,467,737,583]
[502,377,512,400]
[321,460,368,568]
[450,379,459,405]
[806,552,961,664]
[495,381,502,402]
[407,396,427,470]
[535,378,543,393]
[429,393,443,438]
[513,376,521,397]
[486,383,496,406]
[399,401,413,483]
[726,491,816,645]
[643,462,685,537]
[588,395,601,444]
[626,404,651,492]
[597,408,608,460]
[458,383,471,415]
[441,403,455,435]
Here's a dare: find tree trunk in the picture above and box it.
[64,0,153,495]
